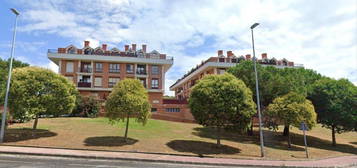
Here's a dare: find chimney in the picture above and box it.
[217,50,223,56]
[262,53,267,59]
[102,44,107,51]
[142,44,147,53]
[245,54,251,60]
[84,41,90,47]
[227,51,233,57]
[124,45,129,51]
[132,44,136,51]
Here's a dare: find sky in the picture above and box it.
[0,0,356,96]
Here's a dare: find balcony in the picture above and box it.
[78,82,91,87]
[80,67,92,73]
[136,70,147,75]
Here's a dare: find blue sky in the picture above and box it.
[0,0,356,96]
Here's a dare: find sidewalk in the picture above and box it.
[0,145,356,167]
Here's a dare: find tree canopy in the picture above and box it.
[8,67,77,129]
[105,79,151,141]
[309,78,357,146]
[189,73,256,145]
[265,92,317,148]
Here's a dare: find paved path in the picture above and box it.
[0,145,356,167]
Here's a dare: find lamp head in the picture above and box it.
[10,8,20,15]
[250,23,259,29]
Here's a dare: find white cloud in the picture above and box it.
[15,0,357,94]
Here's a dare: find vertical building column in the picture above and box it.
[91,61,94,88]
[58,60,62,73]
[161,65,165,92]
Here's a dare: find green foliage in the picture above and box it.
[8,67,77,125]
[105,79,151,140]
[309,78,357,133]
[189,73,256,132]
[266,92,317,130]
[228,61,322,107]
[0,58,29,103]
[72,95,101,118]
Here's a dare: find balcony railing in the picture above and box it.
[80,67,92,73]
[48,49,174,60]
[136,70,147,75]
[78,82,91,87]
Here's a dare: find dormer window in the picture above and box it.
[94,48,103,55]
[84,48,93,55]
[68,47,76,54]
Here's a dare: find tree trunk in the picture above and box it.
[247,118,254,136]
[283,125,289,136]
[33,114,39,129]
[216,127,221,147]
[124,114,130,142]
[332,125,336,146]
[286,125,291,148]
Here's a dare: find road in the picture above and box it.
[0,154,252,168]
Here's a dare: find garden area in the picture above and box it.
[3,117,357,160]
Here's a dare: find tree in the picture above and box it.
[8,67,77,129]
[309,78,357,146]
[189,73,256,146]
[0,58,29,102]
[265,92,317,148]
[228,61,322,135]
[72,95,101,117]
[105,79,151,142]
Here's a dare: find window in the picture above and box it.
[166,108,180,112]
[84,48,93,55]
[219,58,225,62]
[151,65,159,75]
[94,77,102,87]
[139,78,146,88]
[109,64,120,73]
[151,108,157,112]
[108,77,120,87]
[68,47,76,54]
[81,63,91,73]
[66,76,73,83]
[218,68,225,74]
[95,63,103,72]
[66,62,74,73]
[231,58,237,63]
[136,64,146,74]
[151,78,159,89]
[126,64,134,73]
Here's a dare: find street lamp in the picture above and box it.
[0,8,20,143]
[250,22,265,157]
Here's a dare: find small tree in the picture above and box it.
[309,78,357,146]
[72,95,101,117]
[8,67,77,129]
[105,79,151,142]
[266,92,317,148]
[189,73,256,146]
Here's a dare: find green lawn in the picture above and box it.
[4,117,357,160]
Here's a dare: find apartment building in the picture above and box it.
[170,50,303,100]
[47,41,175,117]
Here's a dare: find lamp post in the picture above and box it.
[0,8,20,143]
[250,22,265,157]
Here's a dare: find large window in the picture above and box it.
[94,77,102,87]
[151,78,159,89]
[95,63,103,72]
[136,64,146,75]
[151,65,159,75]
[109,63,120,73]
[138,78,146,88]
[126,64,134,73]
[66,62,74,73]
[108,77,120,87]
[166,108,180,112]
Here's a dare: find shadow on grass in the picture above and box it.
[166,140,241,156]
[192,127,357,154]
[84,136,138,147]
[350,142,357,145]
[4,128,57,143]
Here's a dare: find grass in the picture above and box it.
[4,117,357,160]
